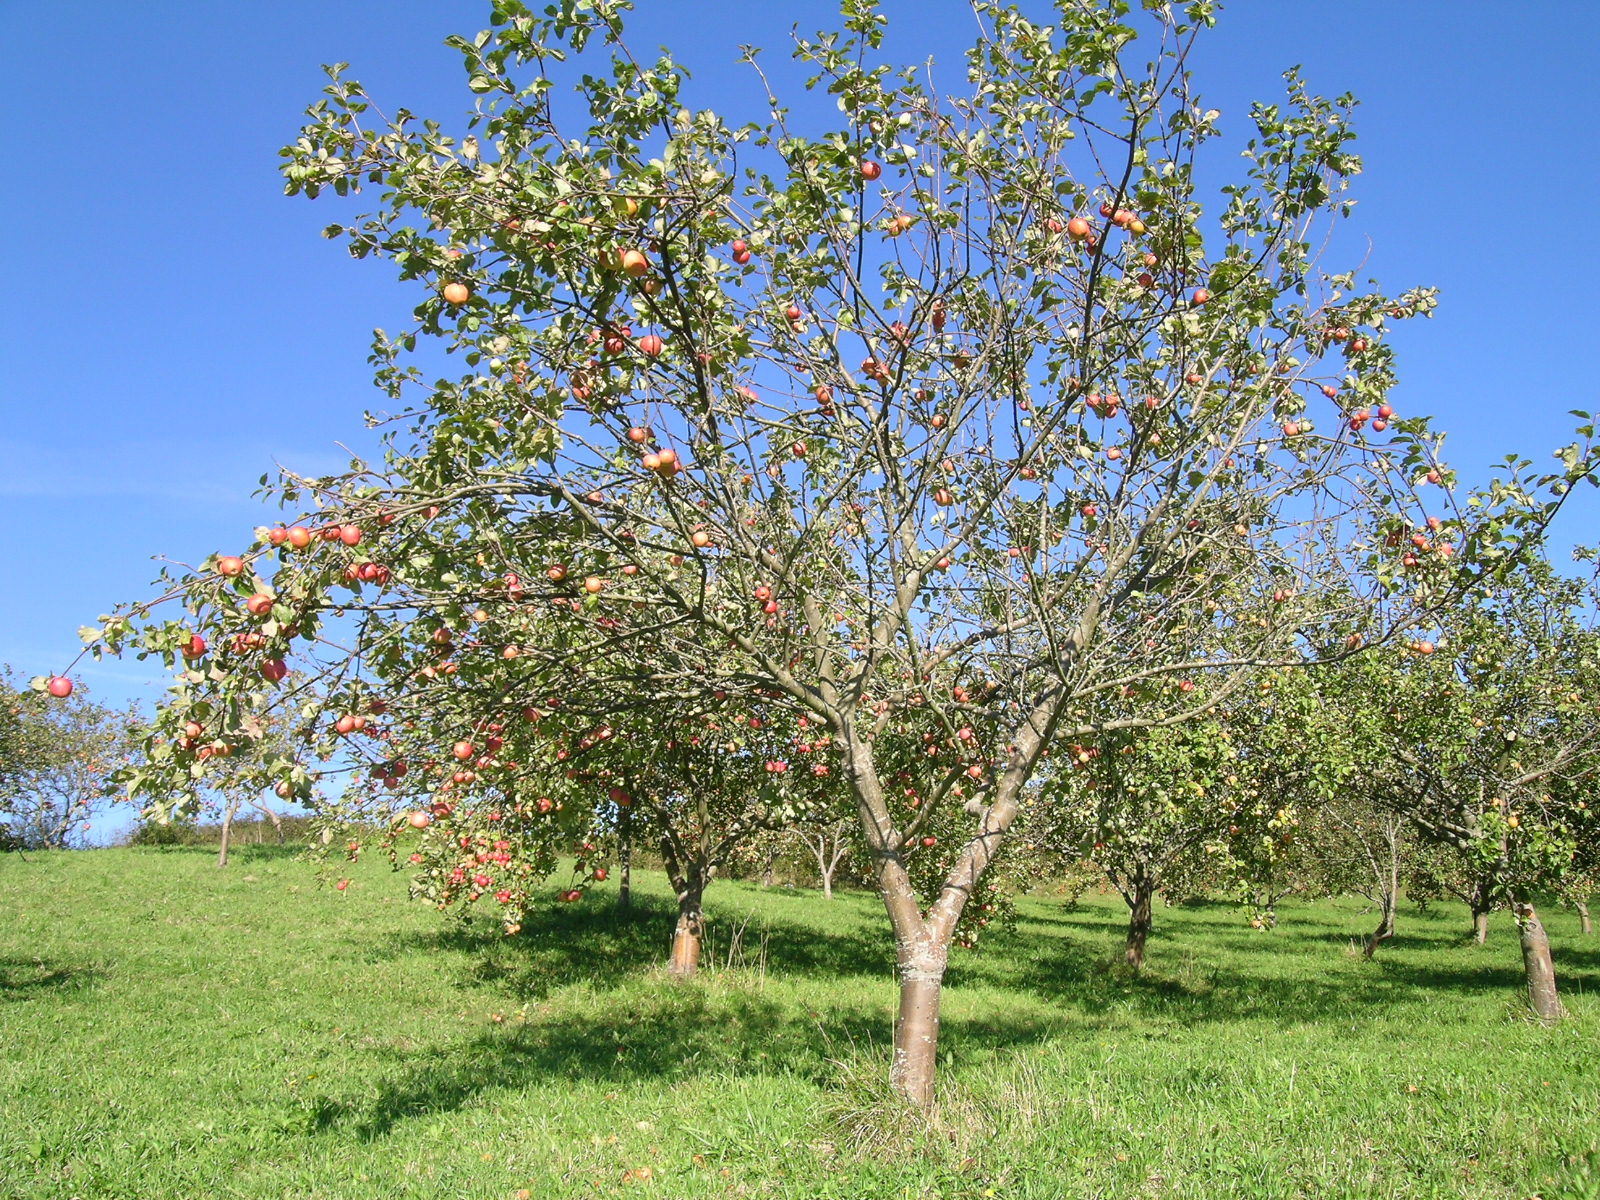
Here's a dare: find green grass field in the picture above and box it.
[2,846,1596,1199]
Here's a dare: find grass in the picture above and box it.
[1,847,1597,1199]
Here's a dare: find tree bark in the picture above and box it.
[1361,819,1402,959]
[217,798,240,868]
[1575,899,1591,936]
[820,860,835,900]
[1124,875,1155,970]
[1363,899,1396,959]
[760,845,778,888]
[667,878,703,978]
[1514,902,1565,1021]
[658,827,705,979]
[890,953,946,1110]
[618,806,632,912]
[1469,875,1494,944]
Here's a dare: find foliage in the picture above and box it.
[87,0,1599,1098]
[0,668,136,850]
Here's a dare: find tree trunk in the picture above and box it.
[890,948,947,1110]
[761,847,777,887]
[1362,821,1402,959]
[667,878,703,978]
[1124,878,1155,970]
[618,806,632,912]
[217,798,239,868]
[1575,900,1591,936]
[656,825,706,978]
[820,860,835,900]
[1514,902,1565,1021]
[1363,894,1396,959]
[1469,876,1494,944]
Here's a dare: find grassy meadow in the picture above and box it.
[2,845,1597,1199]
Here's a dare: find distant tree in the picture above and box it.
[0,669,136,850]
[796,817,854,900]
[1354,561,1600,1018]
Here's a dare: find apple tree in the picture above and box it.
[1,670,136,852]
[1348,558,1600,1015]
[89,0,1600,1105]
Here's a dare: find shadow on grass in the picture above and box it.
[319,889,1599,1140]
[371,889,897,996]
[125,842,309,863]
[0,956,104,998]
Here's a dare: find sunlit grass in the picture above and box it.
[2,845,1596,1198]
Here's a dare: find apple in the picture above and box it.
[453,740,475,761]
[268,527,289,546]
[408,811,432,829]
[217,555,245,578]
[1066,217,1091,241]
[46,676,73,698]
[246,593,274,617]
[287,525,312,549]
[1192,288,1211,305]
[339,524,362,546]
[260,658,288,683]
[620,249,649,276]
[442,282,470,305]
[860,160,882,180]
[637,333,663,357]
[180,634,208,660]
[584,575,605,594]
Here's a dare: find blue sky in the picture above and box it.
[3,0,1597,731]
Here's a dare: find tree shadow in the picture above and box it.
[0,956,104,999]
[307,979,1065,1141]
[125,842,308,863]
[323,887,1598,1139]
[368,890,895,996]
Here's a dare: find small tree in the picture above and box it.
[796,817,854,900]
[0,670,135,851]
